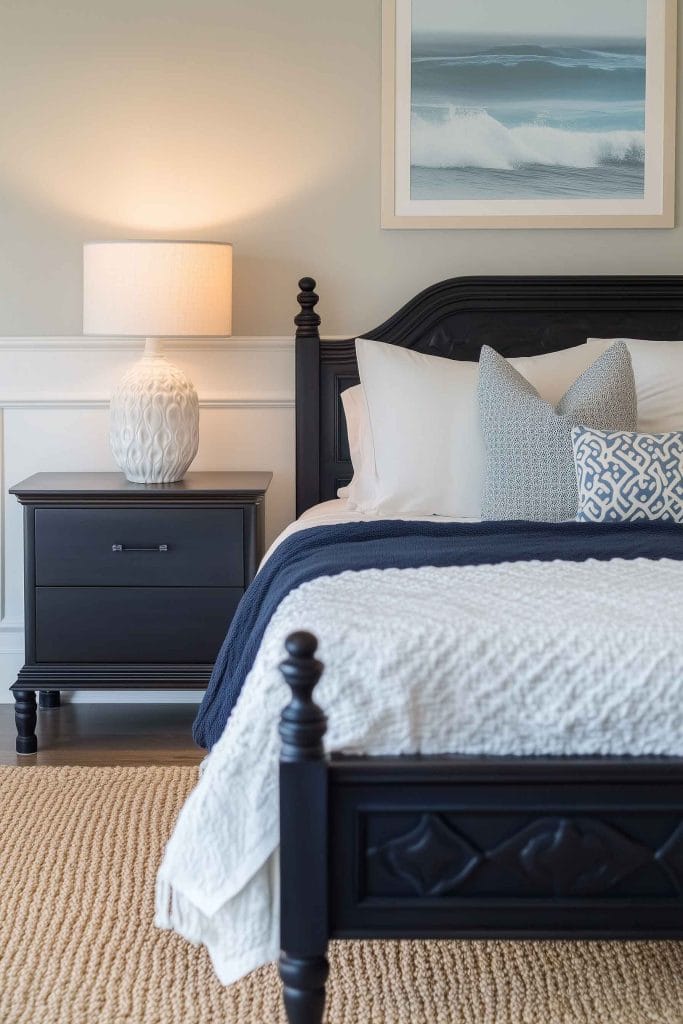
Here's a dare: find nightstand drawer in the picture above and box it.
[35,508,244,587]
[35,587,242,663]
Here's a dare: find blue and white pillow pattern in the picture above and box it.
[572,427,683,524]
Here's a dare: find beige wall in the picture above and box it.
[0,0,682,340]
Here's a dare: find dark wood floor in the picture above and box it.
[0,702,203,766]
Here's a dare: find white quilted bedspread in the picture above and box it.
[156,556,683,985]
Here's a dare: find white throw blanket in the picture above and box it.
[156,557,683,985]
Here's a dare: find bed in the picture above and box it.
[282,275,683,1024]
[157,275,683,1024]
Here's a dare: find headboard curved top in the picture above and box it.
[294,274,683,516]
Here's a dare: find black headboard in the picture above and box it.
[294,275,683,516]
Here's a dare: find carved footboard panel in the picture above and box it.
[329,756,683,939]
[278,633,683,1024]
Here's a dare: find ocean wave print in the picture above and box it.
[412,45,645,73]
[411,108,645,171]
[411,41,647,109]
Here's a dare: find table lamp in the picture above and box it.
[83,240,233,483]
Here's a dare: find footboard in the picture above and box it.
[329,756,683,939]
[278,633,683,1024]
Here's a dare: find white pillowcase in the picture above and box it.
[509,342,610,406]
[587,338,683,432]
[355,340,481,516]
[337,385,377,507]
[353,338,604,517]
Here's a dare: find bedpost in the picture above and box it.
[295,278,321,518]
[279,631,329,1024]
[295,278,321,339]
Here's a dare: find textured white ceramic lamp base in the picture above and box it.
[109,338,199,484]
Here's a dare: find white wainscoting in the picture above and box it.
[0,336,295,703]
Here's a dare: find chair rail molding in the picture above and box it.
[0,335,295,351]
[0,333,297,702]
[0,394,294,409]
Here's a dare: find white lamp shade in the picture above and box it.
[83,240,232,337]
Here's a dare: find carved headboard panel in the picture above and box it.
[294,275,683,516]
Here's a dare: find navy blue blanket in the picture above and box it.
[193,519,682,750]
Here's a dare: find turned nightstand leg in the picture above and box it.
[14,689,38,755]
[39,690,61,709]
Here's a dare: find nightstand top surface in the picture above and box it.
[10,471,273,498]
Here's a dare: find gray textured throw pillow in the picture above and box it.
[479,341,637,521]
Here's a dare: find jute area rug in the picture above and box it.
[1,767,683,1024]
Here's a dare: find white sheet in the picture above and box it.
[157,506,683,986]
[262,498,477,562]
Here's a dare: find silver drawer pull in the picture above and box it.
[112,543,169,553]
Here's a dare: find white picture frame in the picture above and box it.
[382,0,677,229]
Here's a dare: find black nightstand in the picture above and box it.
[9,471,272,753]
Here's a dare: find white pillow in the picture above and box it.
[356,338,481,516]
[354,338,602,517]
[510,343,608,407]
[587,338,683,432]
[337,385,377,508]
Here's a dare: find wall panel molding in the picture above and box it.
[0,620,22,655]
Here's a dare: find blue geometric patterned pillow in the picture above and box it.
[572,427,683,524]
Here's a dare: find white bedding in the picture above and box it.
[262,498,476,561]
[156,503,683,986]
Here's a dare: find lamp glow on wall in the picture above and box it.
[83,241,233,483]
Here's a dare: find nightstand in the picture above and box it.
[9,471,272,754]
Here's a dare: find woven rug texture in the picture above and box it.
[1,765,682,1024]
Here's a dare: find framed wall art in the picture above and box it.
[382,0,677,228]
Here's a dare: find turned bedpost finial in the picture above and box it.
[279,631,327,762]
[295,278,321,340]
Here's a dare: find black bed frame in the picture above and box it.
[279,276,683,1024]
